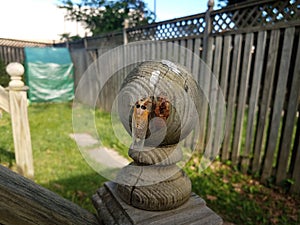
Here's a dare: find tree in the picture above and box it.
[218,0,250,8]
[58,0,155,36]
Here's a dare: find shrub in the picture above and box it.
[0,60,10,87]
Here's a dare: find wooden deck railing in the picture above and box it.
[0,164,100,225]
[0,63,34,178]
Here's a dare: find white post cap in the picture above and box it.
[6,62,25,88]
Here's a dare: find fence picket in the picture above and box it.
[252,30,280,174]
[231,33,254,166]
[192,38,201,83]
[276,34,300,185]
[186,39,194,71]
[290,125,300,194]
[222,34,242,160]
[198,36,213,154]
[241,31,267,173]
[208,36,223,158]
[220,35,232,161]
[261,27,295,183]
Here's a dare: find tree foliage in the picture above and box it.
[218,0,250,7]
[0,60,9,87]
[58,0,154,36]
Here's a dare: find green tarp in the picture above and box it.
[24,47,74,102]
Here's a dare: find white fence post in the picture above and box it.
[6,62,34,179]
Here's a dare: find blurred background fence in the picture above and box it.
[0,0,299,193]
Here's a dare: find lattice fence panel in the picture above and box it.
[127,14,206,42]
[126,0,300,42]
[211,0,300,33]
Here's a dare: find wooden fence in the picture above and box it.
[69,0,300,194]
[0,38,51,64]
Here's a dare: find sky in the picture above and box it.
[0,0,218,42]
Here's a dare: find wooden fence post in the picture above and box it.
[123,19,129,45]
[203,0,214,62]
[6,62,34,179]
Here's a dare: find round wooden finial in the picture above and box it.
[116,60,202,211]
[6,62,25,88]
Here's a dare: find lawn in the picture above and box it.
[0,102,299,224]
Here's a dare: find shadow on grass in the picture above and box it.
[41,172,107,213]
[0,147,15,167]
[39,159,299,224]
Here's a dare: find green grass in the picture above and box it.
[0,102,299,224]
[186,158,300,225]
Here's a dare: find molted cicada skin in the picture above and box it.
[132,97,152,140]
[131,95,172,149]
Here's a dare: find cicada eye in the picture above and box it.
[136,104,140,108]
[141,105,147,110]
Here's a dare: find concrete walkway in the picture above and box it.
[69,133,129,168]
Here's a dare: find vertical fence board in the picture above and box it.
[186,39,194,71]
[222,34,242,160]
[242,31,267,173]
[290,128,300,193]
[192,38,201,83]
[182,39,197,150]
[198,36,213,154]
[208,36,223,157]
[252,30,280,174]
[276,34,300,184]
[261,27,295,183]
[0,46,4,62]
[179,40,186,66]
[231,33,254,166]
[220,35,232,161]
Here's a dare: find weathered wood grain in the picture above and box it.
[252,29,280,174]
[275,34,300,184]
[231,33,254,166]
[9,91,34,179]
[241,31,267,173]
[93,181,223,225]
[261,27,295,183]
[0,165,100,225]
